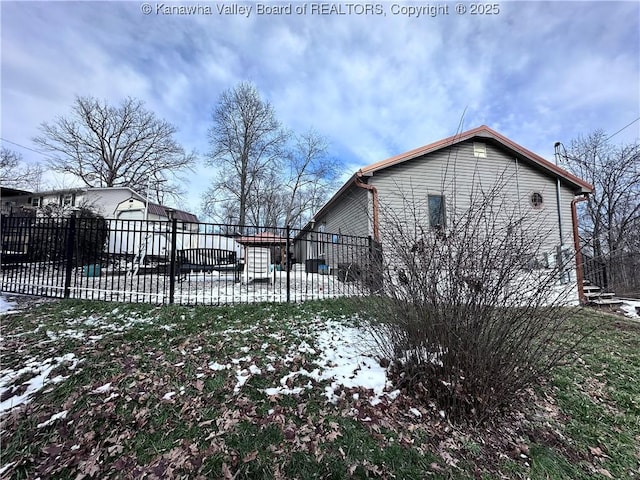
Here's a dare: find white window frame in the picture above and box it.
[473,142,487,158]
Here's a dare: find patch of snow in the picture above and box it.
[297,341,316,354]
[620,299,640,319]
[91,383,112,394]
[399,345,446,367]
[0,462,15,476]
[37,410,68,428]
[50,375,67,384]
[234,370,251,392]
[230,355,252,365]
[264,320,391,404]
[209,362,229,371]
[162,391,176,401]
[104,392,120,402]
[248,364,261,375]
[313,321,388,403]
[0,353,79,415]
[0,295,18,315]
[386,389,401,401]
[410,408,422,418]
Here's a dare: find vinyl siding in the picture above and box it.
[315,184,370,237]
[369,140,577,257]
[301,184,371,269]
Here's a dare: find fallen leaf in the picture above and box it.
[597,467,613,478]
[243,451,258,463]
[221,462,234,480]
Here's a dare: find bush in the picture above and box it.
[359,183,587,422]
[29,206,109,265]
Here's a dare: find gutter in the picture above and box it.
[571,194,589,304]
[355,173,380,242]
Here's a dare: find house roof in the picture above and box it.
[237,232,286,246]
[359,125,593,192]
[312,125,593,223]
[0,186,33,197]
[146,202,199,222]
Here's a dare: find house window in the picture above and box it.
[428,195,445,230]
[530,192,543,209]
[32,197,43,207]
[473,142,487,158]
[61,193,75,206]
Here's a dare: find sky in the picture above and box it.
[1,0,639,218]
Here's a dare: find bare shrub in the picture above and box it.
[360,181,586,422]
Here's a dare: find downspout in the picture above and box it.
[572,194,589,304]
[554,143,564,246]
[355,174,380,242]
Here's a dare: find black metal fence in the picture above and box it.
[581,253,608,291]
[582,250,640,297]
[1,215,380,305]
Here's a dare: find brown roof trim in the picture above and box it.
[360,125,593,192]
[312,125,594,228]
[147,202,199,222]
[237,232,286,245]
[311,173,358,224]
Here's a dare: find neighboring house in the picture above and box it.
[1,186,198,225]
[0,187,36,217]
[300,125,594,300]
[1,186,201,259]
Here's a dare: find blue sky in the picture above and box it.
[1,1,638,217]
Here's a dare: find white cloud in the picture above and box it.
[1,0,638,215]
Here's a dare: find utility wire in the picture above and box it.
[604,117,640,142]
[0,137,47,156]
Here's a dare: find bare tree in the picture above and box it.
[206,82,289,230]
[282,129,338,229]
[564,131,639,256]
[563,131,640,294]
[33,96,195,200]
[0,147,44,190]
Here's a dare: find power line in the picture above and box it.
[0,137,48,156]
[605,117,640,142]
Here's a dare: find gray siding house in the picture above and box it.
[302,125,594,300]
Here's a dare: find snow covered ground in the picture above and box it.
[0,293,390,418]
[0,295,18,314]
[620,299,640,320]
[2,290,638,422]
[2,268,367,305]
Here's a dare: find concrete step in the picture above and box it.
[585,291,616,300]
[583,285,602,293]
[589,298,624,308]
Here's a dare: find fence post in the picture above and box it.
[169,217,177,304]
[63,214,76,299]
[286,224,291,303]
